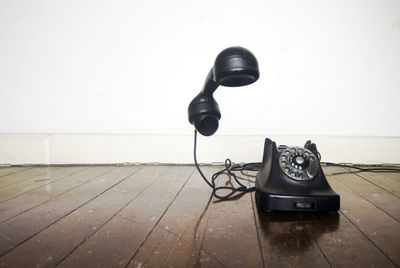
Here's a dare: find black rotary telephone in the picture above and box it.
[187,46,340,213]
[255,139,339,212]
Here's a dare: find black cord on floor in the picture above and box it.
[321,162,400,172]
[194,130,256,200]
[194,130,400,200]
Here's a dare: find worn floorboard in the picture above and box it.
[0,165,399,268]
[196,171,264,268]
[334,168,400,222]
[0,167,86,204]
[0,167,32,178]
[126,167,214,268]
[0,167,109,223]
[325,167,400,266]
[0,167,57,189]
[354,171,400,198]
[57,166,194,268]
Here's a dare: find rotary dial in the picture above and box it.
[279,146,318,181]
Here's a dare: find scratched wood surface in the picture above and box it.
[0,165,399,268]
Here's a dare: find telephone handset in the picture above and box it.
[255,139,340,212]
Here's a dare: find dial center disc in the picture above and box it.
[295,156,305,165]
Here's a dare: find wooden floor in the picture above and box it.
[0,165,399,268]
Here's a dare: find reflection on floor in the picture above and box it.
[0,165,398,267]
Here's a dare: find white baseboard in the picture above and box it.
[0,133,399,165]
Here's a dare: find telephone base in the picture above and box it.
[255,138,340,213]
[255,191,340,213]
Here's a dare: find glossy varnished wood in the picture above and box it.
[0,167,32,178]
[196,171,263,267]
[0,167,86,203]
[0,165,399,268]
[57,166,195,268]
[324,167,400,266]
[0,166,117,255]
[0,167,106,222]
[0,167,57,189]
[126,167,214,268]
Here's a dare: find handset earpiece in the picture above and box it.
[188,46,259,136]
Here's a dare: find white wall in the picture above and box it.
[0,0,400,164]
